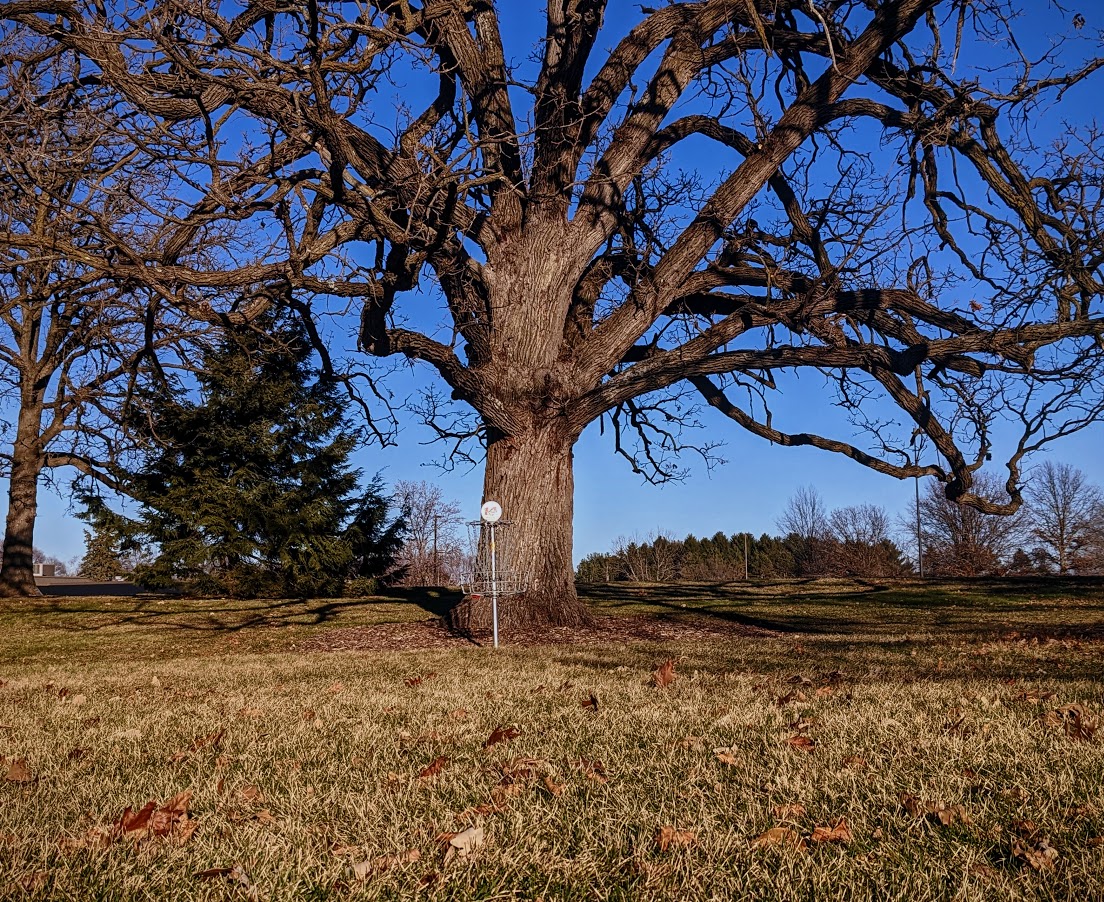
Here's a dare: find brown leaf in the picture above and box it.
[786,735,816,753]
[326,681,345,693]
[652,659,676,689]
[581,692,599,711]
[351,849,421,880]
[655,825,696,851]
[1047,703,1098,742]
[490,783,524,807]
[118,801,156,834]
[810,818,852,844]
[194,864,252,887]
[169,729,225,763]
[841,755,867,769]
[713,746,739,766]
[752,826,807,851]
[404,672,437,687]
[148,791,192,837]
[237,784,264,805]
[484,725,521,748]
[1013,836,1059,872]
[500,756,547,780]
[418,755,449,779]
[542,775,564,797]
[772,804,807,822]
[3,758,33,783]
[574,757,608,783]
[775,690,807,707]
[1015,689,1057,705]
[899,793,970,826]
[14,871,50,893]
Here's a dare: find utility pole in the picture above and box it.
[744,533,749,581]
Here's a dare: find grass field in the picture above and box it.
[1,579,1102,900]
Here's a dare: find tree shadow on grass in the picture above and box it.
[7,586,465,636]
[578,577,1104,641]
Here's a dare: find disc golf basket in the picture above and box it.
[460,501,527,648]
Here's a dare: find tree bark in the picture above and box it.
[0,400,45,597]
[448,423,593,634]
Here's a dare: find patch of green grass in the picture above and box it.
[1,581,1102,900]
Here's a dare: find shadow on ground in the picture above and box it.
[9,586,464,635]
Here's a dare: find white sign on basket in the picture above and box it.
[480,500,503,523]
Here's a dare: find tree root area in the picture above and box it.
[299,614,775,652]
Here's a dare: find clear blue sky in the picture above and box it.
[13,1,1104,567]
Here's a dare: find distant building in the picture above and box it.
[33,563,56,578]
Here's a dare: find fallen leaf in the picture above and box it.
[841,755,867,769]
[656,825,696,851]
[194,863,252,889]
[237,784,264,805]
[351,849,421,879]
[1046,703,1098,742]
[491,783,524,807]
[772,803,807,822]
[115,792,194,843]
[542,775,564,797]
[170,729,225,763]
[418,756,449,779]
[448,826,485,856]
[484,725,521,749]
[752,826,807,851]
[574,757,608,783]
[899,793,971,826]
[14,871,49,893]
[775,690,806,707]
[713,746,739,766]
[1015,689,1057,705]
[500,756,547,780]
[1013,836,1059,872]
[810,818,852,844]
[653,659,677,689]
[237,707,265,718]
[967,862,1000,880]
[786,735,816,753]
[4,758,33,783]
[581,692,599,711]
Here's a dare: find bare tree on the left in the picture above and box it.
[0,27,194,596]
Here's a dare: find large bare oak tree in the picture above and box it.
[0,27,202,595]
[6,1,1104,622]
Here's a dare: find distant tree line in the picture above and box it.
[577,463,1104,583]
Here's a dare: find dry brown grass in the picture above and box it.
[1,582,1102,900]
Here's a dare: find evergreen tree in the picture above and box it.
[100,311,402,598]
[77,523,126,580]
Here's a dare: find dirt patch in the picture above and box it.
[298,614,776,653]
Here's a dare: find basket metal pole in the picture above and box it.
[490,522,499,648]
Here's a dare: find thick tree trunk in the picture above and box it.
[0,401,44,597]
[448,424,593,634]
